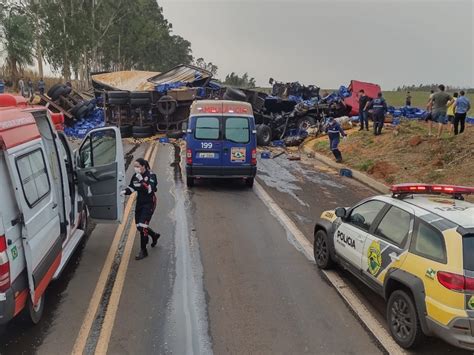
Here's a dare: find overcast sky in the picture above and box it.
[159,0,474,89]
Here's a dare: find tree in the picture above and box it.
[194,58,218,76]
[223,72,256,88]
[0,5,35,84]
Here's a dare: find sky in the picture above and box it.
[159,0,474,89]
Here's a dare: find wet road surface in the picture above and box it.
[0,142,469,354]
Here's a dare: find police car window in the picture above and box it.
[225,117,249,143]
[463,235,474,271]
[16,149,51,208]
[411,221,446,264]
[195,117,220,140]
[375,206,411,247]
[80,130,116,168]
[348,200,385,232]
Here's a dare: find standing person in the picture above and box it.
[18,77,25,97]
[121,158,160,260]
[405,91,412,107]
[357,89,370,131]
[27,78,34,99]
[427,84,452,137]
[366,92,387,136]
[38,78,46,96]
[325,117,347,163]
[447,92,458,134]
[453,90,471,135]
[425,90,435,122]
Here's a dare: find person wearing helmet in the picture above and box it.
[325,117,347,163]
[121,158,160,260]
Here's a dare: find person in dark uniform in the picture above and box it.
[325,117,347,163]
[366,92,388,136]
[121,158,160,260]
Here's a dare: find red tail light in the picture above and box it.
[186,149,192,165]
[0,236,10,293]
[437,271,474,292]
[251,149,257,165]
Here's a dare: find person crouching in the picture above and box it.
[121,158,160,260]
[326,117,347,163]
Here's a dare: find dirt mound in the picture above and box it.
[308,121,474,186]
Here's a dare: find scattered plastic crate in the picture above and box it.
[339,168,353,178]
[261,151,271,159]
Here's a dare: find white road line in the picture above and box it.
[254,181,406,355]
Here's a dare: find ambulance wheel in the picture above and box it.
[387,290,425,349]
[314,230,334,269]
[27,294,45,325]
[186,177,194,188]
[245,177,254,188]
[256,124,272,146]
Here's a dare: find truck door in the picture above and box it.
[222,116,253,170]
[6,142,62,305]
[76,127,125,223]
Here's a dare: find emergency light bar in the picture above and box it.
[391,183,474,197]
[195,104,250,115]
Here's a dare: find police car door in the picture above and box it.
[5,142,62,306]
[76,127,125,223]
[362,204,413,285]
[335,200,386,272]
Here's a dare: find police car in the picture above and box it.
[313,184,474,350]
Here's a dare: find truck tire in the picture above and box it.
[166,130,185,139]
[27,294,45,325]
[157,95,177,115]
[256,124,272,146]
[387,290,425,349]
[223,87,246,102]
[132,125,154,138]
[120,124,133,138]
[73,102,90,119]
[130,91,151,100]
[297,116,317,131]
[130,98,151,106]
[107,91,129,106]
[50,85,71,101]
[314,230,335,269]
[47,84,62,98]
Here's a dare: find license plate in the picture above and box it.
[199,152,216,158]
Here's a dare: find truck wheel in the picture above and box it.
[27,294,45,325]
[245,177,254,188]
[157,95,177,115]
[223,87,247,102]
[50,85,71,101]
[120,124,133,138]
[314,230,334,269]
[166,130,184,139]
[297,116,316,131]
[256,124,272,146]
[186,176,194,188]
[387,290,425,349]
[47,84,62,98]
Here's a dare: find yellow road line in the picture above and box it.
[71,142,155,355]
[94,142,159,355]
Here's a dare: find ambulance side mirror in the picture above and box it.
[335,207,347,219]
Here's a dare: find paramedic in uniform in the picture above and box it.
[366,92,388,136]
[121,158,160,260]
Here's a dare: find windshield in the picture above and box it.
[463,235,474,271]
[225,117,250,143]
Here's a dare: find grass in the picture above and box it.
[356,159,374,172]
[383,91,474,115]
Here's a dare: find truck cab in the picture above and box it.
[0,94,125,325]
[185,100,257,188]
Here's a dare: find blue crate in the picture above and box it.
[159,137,169,143]
[339,168,353,178]
[271,140,285,147]
[261,151,271,159]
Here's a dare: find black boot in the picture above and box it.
[135,248,148,260]
[151,231,161,248]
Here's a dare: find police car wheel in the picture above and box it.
[313,230,334,269]
[27,294,45,325]
[387,290,424,349]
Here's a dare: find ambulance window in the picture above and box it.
[411,221,447,264]
[347,200,385,232]
[16,149,51,208]
[195,117,220,140]
[80,130,116,168]
[225,117,249,143]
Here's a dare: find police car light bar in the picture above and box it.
[391,183,474,196]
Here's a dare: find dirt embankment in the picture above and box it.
[308,121,474,186]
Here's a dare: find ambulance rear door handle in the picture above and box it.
[389,252,400,262]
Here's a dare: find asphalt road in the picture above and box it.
[0,141,469,354]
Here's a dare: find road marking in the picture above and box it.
[71,143,155,355]
[94,143,159,355]
[254,181,406,355]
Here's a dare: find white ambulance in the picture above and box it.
[0,94,125,324]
